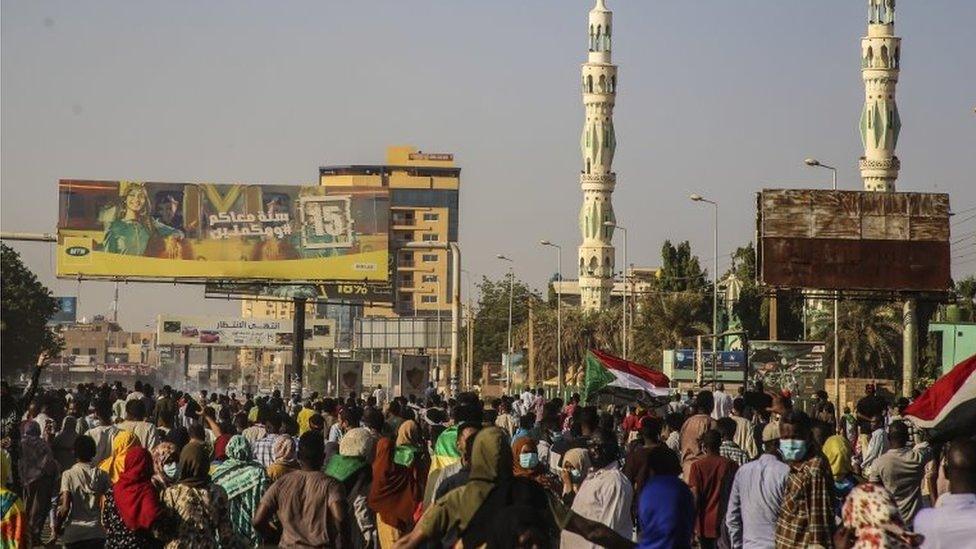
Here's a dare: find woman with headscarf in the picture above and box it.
[394,427,633,549]
[158,440,243,548]
[327,427,378,549]
[369,420,429,548]
[51,415,80,473]
[18,420,59,543]
[559,447,592,506]
[150,442,179,491]
[823,433,861,518]
[512,437,561,495]
[265,434,299,482]
[834,483,923,549]
[212,435,269,547]
[100,431,140,484]
[0,450,27,548]
[102,446,163,548]
[212,433,232,465]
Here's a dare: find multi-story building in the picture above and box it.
[58,317,155,365]
[239,299,315,389]
[319,145,460,318]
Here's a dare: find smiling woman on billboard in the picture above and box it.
[99,182,184,256]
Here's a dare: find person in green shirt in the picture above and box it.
[101,184,182,256]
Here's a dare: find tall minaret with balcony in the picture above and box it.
[859,0,901,192]
[578,0,617,312]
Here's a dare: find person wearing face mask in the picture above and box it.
[773,411,835,549]
[560,448,592,505]
[560,428,634,549]
[513,437,561,495]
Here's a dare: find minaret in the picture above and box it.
[578,0,617,312]
[859,0,901,192]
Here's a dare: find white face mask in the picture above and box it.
[163,462,178,478]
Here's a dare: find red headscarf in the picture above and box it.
[113,446,161,531]
[367,423,428,530]
[214,434,231,461]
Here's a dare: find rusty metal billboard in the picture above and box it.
[757,190,950,292]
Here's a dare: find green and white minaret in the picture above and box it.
[859,0,901,192]
[578,0,617,312]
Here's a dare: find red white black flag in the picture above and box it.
[904,354,976,442]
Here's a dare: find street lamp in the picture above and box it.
[690,194,719,385]
[805,157,840,417]
[602,222,629,359]
[540,240,563,393]
[497,254,515,393]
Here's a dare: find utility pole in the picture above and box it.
[903,299,917,397]
[291,297,307,398]
[528,299,535,388]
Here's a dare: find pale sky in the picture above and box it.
[3,0,974,330]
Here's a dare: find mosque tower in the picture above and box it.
[577,0,617,312]
[859,0,901,192]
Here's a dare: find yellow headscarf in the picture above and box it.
[822,434,853,480]
[99,431,141,483]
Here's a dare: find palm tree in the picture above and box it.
[631,291,710,365]
[809,301,901,378]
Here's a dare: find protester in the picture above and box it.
[861,414,889,477]
[635,441,694,549]
[729,398,758,459]
[212,434,270,547]
[716,417,749,466]
[19,420,59,543]
[395,427,633,549]
[0,450,27,548]
[560,447,592,504]
[102,446,161,547]
[774,411,835,549]
[623,416,681,503]
[253,431,351,548]
[680,391,717,478]
[833,483,922,549]
[369,419,429,546]
[52,415,81,473]
[913,436,976,547]
[726,421,790,549]
[513,437,561,494]
[55,435,109,548]
[712,383,733,419]
[326,427,378,548]
[150,441,178,491]
[663,412,683,454]
[85,399,121,465]
[869,420,932,526]
[266,434,300,482]
[560,428,633,549]
[117,399,160,451]
[821,428,860,517]
[158,440,241,548]
[687,429,737,549]
[428,421,480,503]
[99,431,140,484]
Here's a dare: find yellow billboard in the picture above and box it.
[57,180,389,282]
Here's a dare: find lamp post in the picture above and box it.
[461,268,474,388]
[602,222,628,359]
[540,241,563,393]
[497,254,515,393]
[804,158,841,416]
[690,194,719,385]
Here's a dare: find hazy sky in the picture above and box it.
[3,0,974,330]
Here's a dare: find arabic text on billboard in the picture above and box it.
[57,181,389,281]
[157,315,335,349]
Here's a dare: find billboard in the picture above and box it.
[355,317,451,350]
[748,341,826,413]
[49,296,78,324]
[337,360,364,397]
[663,349,746,382]
[57,180,389,282]
[399,355,430,397]
[205,280,393,304]
[156,315,335,349]
[757,190,950,292]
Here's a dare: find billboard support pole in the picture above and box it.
[902,298,917,397]
[183,345,190,391]
[206,347,212,388]
[292,297,307,398]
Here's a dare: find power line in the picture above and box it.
[951,212,976,226]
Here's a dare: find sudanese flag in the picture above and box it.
[904,353,976,442]
[582,349,670,404]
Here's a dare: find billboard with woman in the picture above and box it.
[56,180,389,282]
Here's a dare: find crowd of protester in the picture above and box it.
[1,355,974,548]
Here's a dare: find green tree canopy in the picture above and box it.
[471,275,539,375]
[657,240,707,292]
[1,243,62,374]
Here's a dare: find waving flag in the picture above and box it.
[582,349,671,404]
[904,354,976,442]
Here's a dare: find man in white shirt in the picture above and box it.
[560,429,633,549]
[860,415,888,477]
[914,437,976,548]
[371,385,387,409]
[726,422,790,549]
[85,400,120,464]
[116,399,159,451]
[711,382,734,420]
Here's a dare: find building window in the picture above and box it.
[422,254,438,262]
[422,233,439,242]
[72,347,81,355]
[88,347,97,356]
[423,213,439,221]
[421,295,438,303]
[422,274,438,283]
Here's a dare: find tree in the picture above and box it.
[1,244,62,374]
[809,300,902,378]
[631,291,710,365]
[471,275,538,379]
[656,240,707,292]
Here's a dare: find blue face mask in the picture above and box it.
[779,439,808,461]
[163,462,178,478]
[519,452,540,469]
[569,469,583,482]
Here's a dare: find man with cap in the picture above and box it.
[725,421,790,549]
